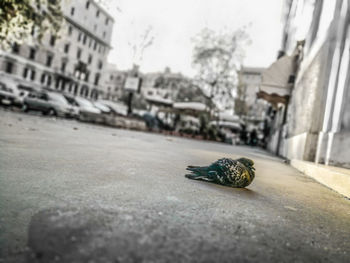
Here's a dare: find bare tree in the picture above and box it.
[192,27,250,114]
[127,24,155,67]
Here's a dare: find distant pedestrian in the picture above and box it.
[250,129,257,146]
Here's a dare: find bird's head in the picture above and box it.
[237,158,254,168]
[237,158,255,179]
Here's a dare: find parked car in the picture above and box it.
[93,101,112,114]
[22,91,75,117]
[73,97,101,114]
[97,100,128,116]
[0,82,19,106]
[72,97,102,121]
[13,90,29,107]
[61,94,80,118]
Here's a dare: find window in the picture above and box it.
[29,48,36,60]
[98,60,103,69]
[55,79,61,89]
[46,54,53,67]
[50,35,56,46]
[24,68,36,82]
[71,7,75,15]
[78,32,82,42]
[86,1,90,9]
[94,41,97,51]
[41,73,46,83]
[5,61,13,74]
[68,26,73,36]
[96,10,100,17]
[83,34,87,45]
[23,68,28,78]
[12,42,20,53]
[77,48,82,59]
[105,18,109,25]
[64,43,70,53]
[30,70,36,81]
[85,72,89,82]
[94,73,100,85]
[41,73,51,85]
[61,61,67,72]
[74,70,79,78]
[103,31,106,38]
[80,72,86,81]
[89,38,92,48]
[88,54,92,64]
[288,75,296,84]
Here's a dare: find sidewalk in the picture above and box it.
[291,159,350,198]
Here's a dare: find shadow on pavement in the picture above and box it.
[24,202,324,263]
[186,179,260,200]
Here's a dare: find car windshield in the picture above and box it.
[64,96,78,106]
[28,92,37,98]
[75,97,94,107]
[48,93,69,105]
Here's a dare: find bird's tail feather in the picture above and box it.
[186,166,211,180]
[186,166,208,173]
[185,174,213,180]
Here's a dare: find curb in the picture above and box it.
[291,159,350,198]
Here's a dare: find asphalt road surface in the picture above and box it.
[1,109,350,263]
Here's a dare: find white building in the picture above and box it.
[141,67,186,100]
[103,64,127,101]
[260,0,350,168]
[0,0,114,100]
[238,67,268,119]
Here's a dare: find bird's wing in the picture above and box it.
[212,158,237,175]
[185,165,217,181]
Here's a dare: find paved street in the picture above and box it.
[0,109,350,263]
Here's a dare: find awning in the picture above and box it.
[218,112,240,122]
[258,55,296,105]
[210,121,242,131]
[145,95,173,107]
[173,102,207,111]
[257,91,289,105]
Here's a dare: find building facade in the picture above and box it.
[236,67,268,119]
[103,64,127,101]
[142,67,185,101]
[0,0,114,100]
[262,0,350,168]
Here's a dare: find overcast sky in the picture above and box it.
[107,0,285,76]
